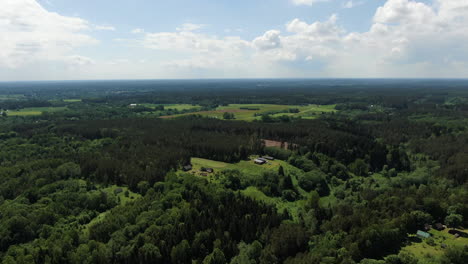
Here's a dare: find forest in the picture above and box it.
[0,79,467,264]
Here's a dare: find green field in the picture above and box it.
[160,104,336,121]
[63,99,82,103]
[190,156,303,179]
[401,229,468,263]
[140,103,201,111]
[184,156,309,220]
[6,107,67,116]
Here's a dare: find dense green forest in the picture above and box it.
[0,80,467,264]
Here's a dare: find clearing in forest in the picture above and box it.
[159,103,337,120]
[6,107,68,116]
[401,228,468,263]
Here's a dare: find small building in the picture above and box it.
[254,158,266,165]
[417,230,431,239]
[129,104,138,108]
[201,167,214,173]
[183,164,192,171]
[262,156,275,161]
[434,223,445,231]
[424,224,431,231]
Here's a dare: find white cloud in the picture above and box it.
[176,23,205,32]
[95,25,116,31]
[253,30,282,50]
[126,1,468,78]
[291,0,330,6]
[0,0,97,68]
[2,0,468,79]
[374,0,435,24]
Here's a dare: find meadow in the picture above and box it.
[141,103,201,111]
[160,103,337,120]
[6,106,68,116]
[401,229,468,263]
[183,156,311,220]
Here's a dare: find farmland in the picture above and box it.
[141,103,201,111]
[5,106,68,116]
[160,103,337,120]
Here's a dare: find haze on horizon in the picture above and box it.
[1,0,468,81]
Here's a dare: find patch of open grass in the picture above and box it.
[183,156,309,221]
[82,185,141,235]
[160,104,337,121]
[241,186,305,221]
[7,107,67,116]
[401,228,468,263]
[63,99,82,103]
[164,104,201,111]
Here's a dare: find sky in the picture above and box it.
[0,0,467,81]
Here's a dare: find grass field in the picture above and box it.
[164,104,201,111]
[160,104,336,121]
[184,156,309,220]
[401,228,468,263]
[140,103,201,111]
[190,156,303,181]
[63,99,82,103]
[6,107,67,116]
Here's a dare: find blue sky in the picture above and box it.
[1,0,467,80]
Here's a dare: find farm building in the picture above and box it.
[254,158,266,165]
[262,156,275,160]
[434,223,445,231]
[416,230,431,239]
[201,167,214,173]
[183,164,193,171]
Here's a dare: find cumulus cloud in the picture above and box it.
[2,0,468,79]
[0,0,97,68]
[253,30,282,50]
[128,1,468,78]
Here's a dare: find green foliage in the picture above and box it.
[56,162,81,179]
[297,170,329,196]
[445,214,463,229]
[203,248,226,264]
[440,246,468,264]
[349,159,369,177]
[2,83,468,263]
[223,112,236,120]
